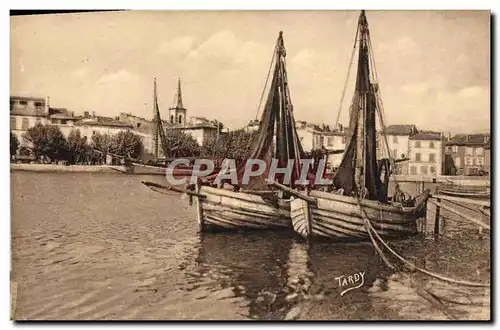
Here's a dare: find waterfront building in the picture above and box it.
[10,95,80,145]
[380,124,417,160]
[444,133,490,175]
[243,119,260,133]
[10,95,49,143]
[321,124,347,168]
[408,131,444,176]
[75,111,134,141]
[295,121,324,152]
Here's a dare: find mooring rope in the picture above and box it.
[356,199,490,288]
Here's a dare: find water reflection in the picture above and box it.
[186,232,395,320]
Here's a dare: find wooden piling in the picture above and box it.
[433,187,441,234]
[195,182,204,231]
[434,198,441,234]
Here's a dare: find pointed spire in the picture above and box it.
[170,77,185,110]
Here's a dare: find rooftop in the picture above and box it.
[383,124,417,136]
[409,132,443,141]
[76,116,133,128]
[10,95,46,102]
[48,107,79,119]
[445,133,490,146]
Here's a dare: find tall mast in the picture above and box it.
[331,10,383,200]
[153,78,159,160]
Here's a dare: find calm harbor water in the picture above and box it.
[11,172,490,320]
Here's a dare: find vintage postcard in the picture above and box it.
[10,10,490,321]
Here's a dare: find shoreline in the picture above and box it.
[10,163,127,174]
[10,164,491,186]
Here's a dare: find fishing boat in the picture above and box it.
[127,78,175,175]
[439,185,490,199]
[281,11,431,241]
[188,31,307,232]
[127,79,221,177]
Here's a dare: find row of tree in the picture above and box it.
[10,124,144,164]
[10,123,258,164]
[160,129,255,159]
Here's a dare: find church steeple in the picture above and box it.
[169,78,187,125]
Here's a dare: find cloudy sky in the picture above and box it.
[10,10,490,133]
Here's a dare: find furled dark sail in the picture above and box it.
[153,78,169,159]
[203,31,305,188]
[332,11,387,202]
[236,31,304,188]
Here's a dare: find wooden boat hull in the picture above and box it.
[439,189,490,200]
[196,186,291,231]
[128,162,166,175]
[290,189,430,241]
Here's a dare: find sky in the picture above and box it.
[10,10,490,134]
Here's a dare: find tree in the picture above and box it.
[67,129,90,164]
[23,124,68,161]
[111,130,144,159]
[10,131,19,156]
[90,132,113,154]
[163,129,200,158]
[202,130,254,160]
[18,146,32,156]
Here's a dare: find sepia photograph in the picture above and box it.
[9,9,491,321]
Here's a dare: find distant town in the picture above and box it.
[10,79,490,177]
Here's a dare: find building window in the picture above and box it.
[454,157,461,167]
[465,157,473,166]
[429,153,436,163]
[22,118,29,130]
[392,135,398,144]
[466,147,474,155]
[19,100,28,106]
[410,166,417,175]
[178,115,182,124]
[34,102,43,108]
[429,141,435,148]
[327,137,333,147]
[477,157,484,166]
[35,117,42,125]
[137,123,141,128]
[475,147,483,156]
[342,135,347,144]
[10,117,16,129]
[445,146,451,153]
[60,119,67,125]
[420,165,428,175]
[414,141,421,148]
[170,115,174,123]
[430,166,436,174]
[452,145,458,153]
[415,153,421,162]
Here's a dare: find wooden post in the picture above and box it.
[195,182,204,231]
[434,186,441,235]
[304,189,312,239]
[479,213,484,236]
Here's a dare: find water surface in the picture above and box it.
[11,172,490,320]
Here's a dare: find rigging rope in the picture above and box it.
[254,43,278,121]
[365,34,401,190]
[357,200,490,288]
[334,24,360,129]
